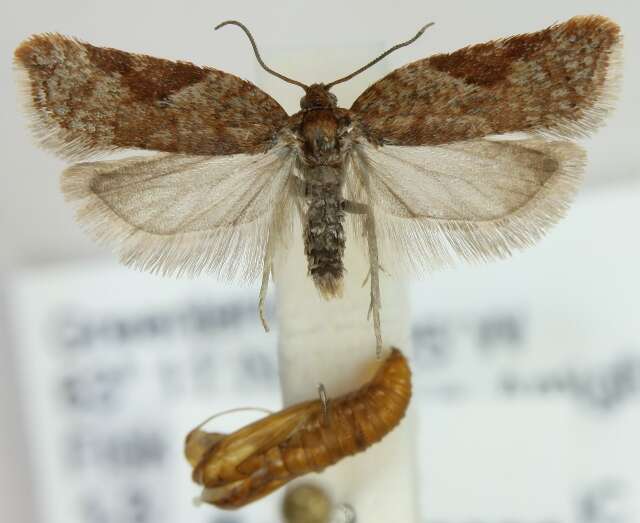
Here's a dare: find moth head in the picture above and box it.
[300,84,337,110]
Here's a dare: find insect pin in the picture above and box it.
[184,347,411,509]
[14,17,622,355]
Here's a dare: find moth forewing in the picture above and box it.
[14,33,289,160]
[351,16,622,145]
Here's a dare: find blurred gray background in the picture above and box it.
[1,1,639,523]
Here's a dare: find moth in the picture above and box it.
[184,347,411,508]
[14,17,622,354]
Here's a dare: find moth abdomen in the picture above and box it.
[302,170,346,299]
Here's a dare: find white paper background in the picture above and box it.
[6,180,640,523]
[1,1,639,522]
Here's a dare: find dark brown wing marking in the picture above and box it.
[14,33,288,159]
[351,16,621,145]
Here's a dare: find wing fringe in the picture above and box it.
[14,35,119,160]
[539,17,623,140]
[351,141,586,275]
[61,154,295,282]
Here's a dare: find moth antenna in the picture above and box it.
[193,406,273,431]
[215,20,309,90]
[326,22,435,88]
[317,383,330,425]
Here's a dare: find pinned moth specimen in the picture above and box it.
[14,17,622,354]
[184,347,411,508]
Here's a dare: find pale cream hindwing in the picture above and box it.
[62,143,296,280]
[347,138,586,274]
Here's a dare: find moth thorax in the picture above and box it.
[301,109,342,167]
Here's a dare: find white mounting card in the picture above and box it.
[7,180,640,523]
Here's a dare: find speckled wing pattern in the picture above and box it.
[351,16,621,145]
[347,16,621,273]
[14,33,288,159]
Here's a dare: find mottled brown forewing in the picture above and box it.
[14,34,288,159]
[351,16,621,145]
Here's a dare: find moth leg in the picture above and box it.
[343,200,367,214]
[258,175,307,332]
[258,256,271,332]
[344,199,383,358]
[360,264,388,287]
[258,175,310,332]
[259,208,286,332]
